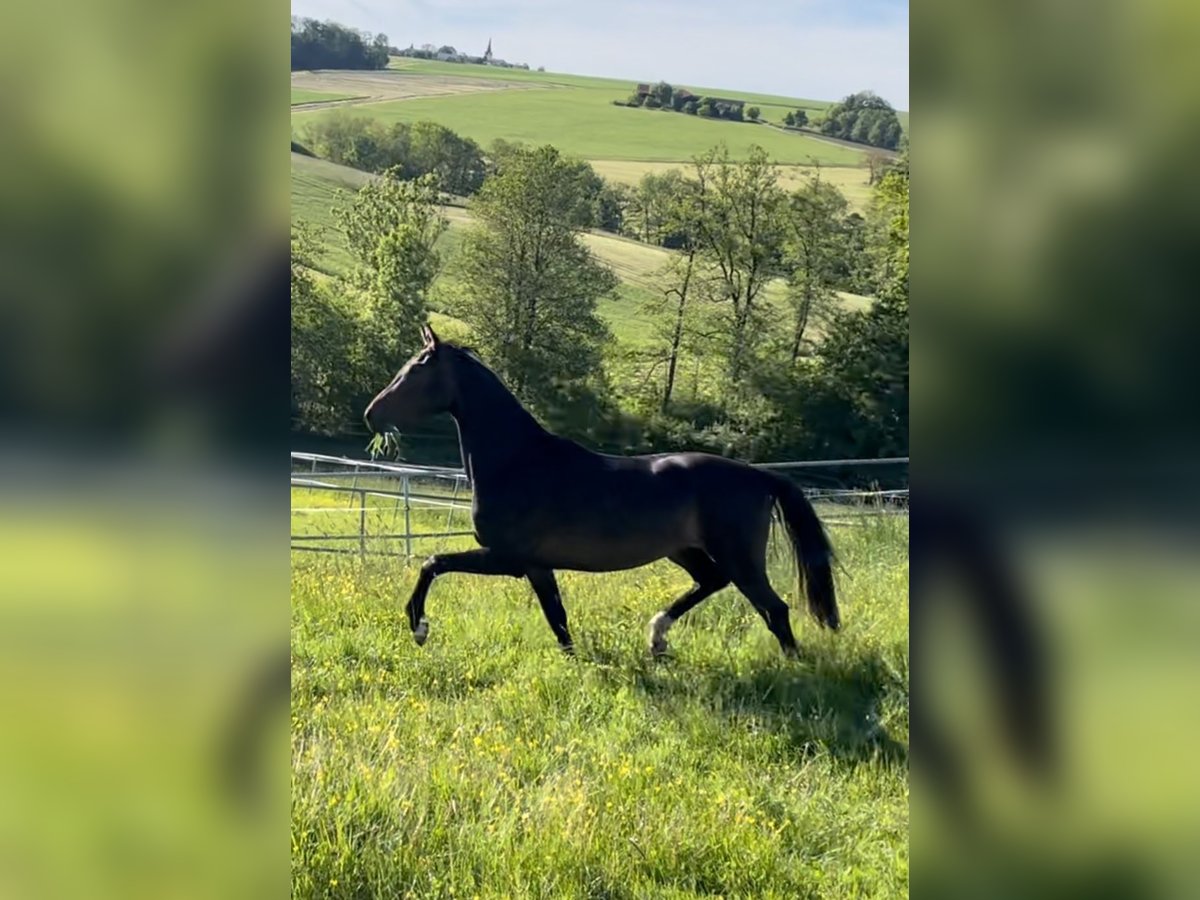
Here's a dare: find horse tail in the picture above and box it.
[768,473,840,630]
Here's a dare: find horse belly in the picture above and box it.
[529,506,698,572]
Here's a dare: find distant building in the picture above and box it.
[484,38,493,62]
[636,83,651,96]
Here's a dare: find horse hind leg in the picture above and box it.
[706,526,800,657]
[649,550,730,656]
[734,573,800,657]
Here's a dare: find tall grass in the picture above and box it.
[291,507,908,897]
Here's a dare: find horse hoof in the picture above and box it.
[647,612,673,657]
[413,617,429,646]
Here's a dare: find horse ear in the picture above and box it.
[425,324,440,346]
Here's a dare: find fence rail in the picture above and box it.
[290,453,907,560]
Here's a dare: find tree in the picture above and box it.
[291,18,390,70]
[819,91,903,149]
[683,99,699,115]
[653,81,674,108]
[782,170,850,361]
[627,169,688,244]
[407,121,487,195]
[291,222,360,432]
[690,145,786,385]
[697,97,718,117]
[755,164,907,460]
[747,106,761,121]
[451,146,617,419]
[809,165,908,456]
[783,111,796,127]
[647,179,704,411]
[333,170,447,389]
[794,109,808,127]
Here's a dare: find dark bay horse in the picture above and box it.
[364,325,840,657]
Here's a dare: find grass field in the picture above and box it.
[294,86,866,167]
[291,487,909,897]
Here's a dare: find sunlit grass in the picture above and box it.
[291,507,908,897]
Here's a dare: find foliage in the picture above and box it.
[819,92,902,150]
[302,114,487,195]
[290,222,362,432]
[782,170,851,361]
[793,109,808,127]
[747,106,761,121]
[291,17,389,71]
[291,173,446,433]
[690,145,787,386]
[625,169,690,245]
[450,145,618,423]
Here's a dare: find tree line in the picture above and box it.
[291,17,390,71]
[619,82,746,121]
[292,142,908,466]
[299,117,628,229]
[618,83,905,152]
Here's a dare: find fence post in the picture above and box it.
[359,488,366,558]
[403,474,412,561]
[445,478,461,531]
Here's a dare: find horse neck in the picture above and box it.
[449,356,546,485]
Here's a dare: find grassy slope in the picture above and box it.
[292,153,874,348]
[292,59,868,167]
[384,57,907,144]
[294,88,865,166]
[291,503,908,898]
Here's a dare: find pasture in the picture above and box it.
[291,481,909,897]
[291,60,871,168]
[293,84,866,168]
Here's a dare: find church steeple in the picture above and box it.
[484,37,493,61]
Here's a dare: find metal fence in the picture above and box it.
[290,452,908,559]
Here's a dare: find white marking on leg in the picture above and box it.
[413,617,429,646]
[648,611,674,655]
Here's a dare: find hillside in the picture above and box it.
[291,60,895,174]
[292,153,873,350]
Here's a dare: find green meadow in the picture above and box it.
[294,86,865,166]
[291,488,909,898]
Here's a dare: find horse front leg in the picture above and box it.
[404,548,526,646]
